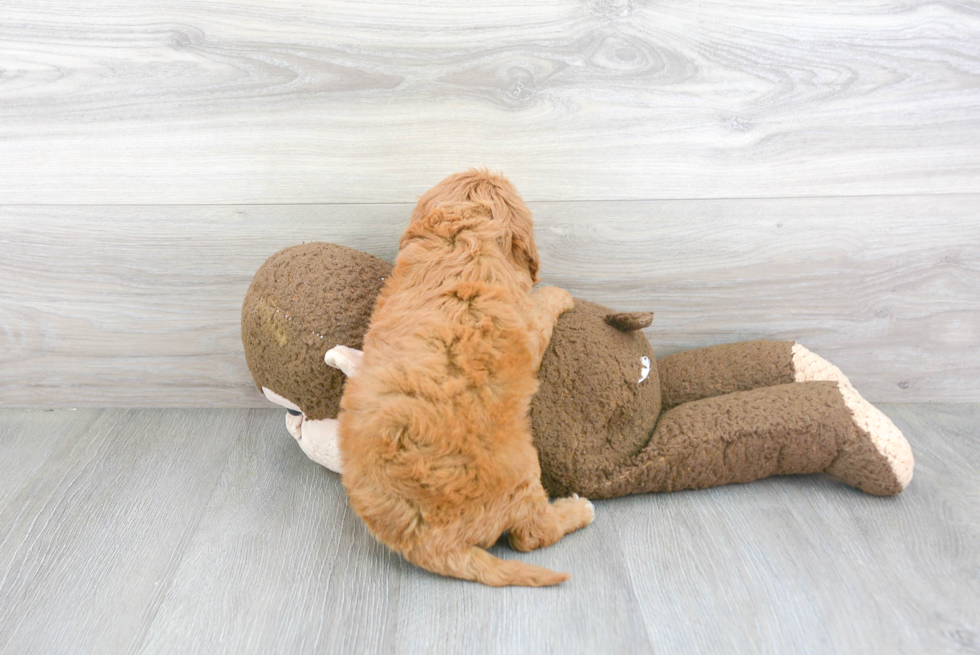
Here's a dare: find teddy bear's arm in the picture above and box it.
[589,380,912,498]
[658,340,798,410]
[324,345,363,378]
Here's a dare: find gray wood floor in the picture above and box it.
[0,404,976,654]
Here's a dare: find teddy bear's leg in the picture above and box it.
[659,341,913,492]
[659,339,891,404]
[591,381,912,498]
[658,340,798,410]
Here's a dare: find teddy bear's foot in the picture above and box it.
[791,342,854,387]
[791,344,913,494]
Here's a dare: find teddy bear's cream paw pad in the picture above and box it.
[791,343,913,491]
[791,343,853,387]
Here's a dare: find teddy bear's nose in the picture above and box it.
[285,408,302,416]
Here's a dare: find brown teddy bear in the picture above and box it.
[242,242,913,498]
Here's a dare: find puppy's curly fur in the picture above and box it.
[338,170,594,586]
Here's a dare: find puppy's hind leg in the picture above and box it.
[507,484,595,552]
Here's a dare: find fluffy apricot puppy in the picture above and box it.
[338,173,594,587]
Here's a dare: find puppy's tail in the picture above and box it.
[407,546,569,587]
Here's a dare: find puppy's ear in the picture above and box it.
[463,173,539,284]
[399,221,423,251]
[399,206,445,250]
[506,204,540,285]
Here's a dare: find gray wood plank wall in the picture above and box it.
[1,1,978,406]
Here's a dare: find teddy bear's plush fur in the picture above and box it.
[242,174,914,503]
[242,241,389,422]
[244,244,913,499]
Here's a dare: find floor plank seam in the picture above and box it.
[0,410,108,594]
[610,510,658,655]
[127,411,243,655]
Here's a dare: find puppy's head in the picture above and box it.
[405,169,540,284]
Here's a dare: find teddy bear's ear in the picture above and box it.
[604,312,654,332]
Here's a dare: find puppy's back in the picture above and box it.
[338,202,564,586]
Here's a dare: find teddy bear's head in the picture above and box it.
[241,243,391,429]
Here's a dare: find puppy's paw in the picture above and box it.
[537,286,574,315]
[556,289,575,314]
[554,494,595,533]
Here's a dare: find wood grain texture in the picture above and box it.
[1,0,978,203]
[0,409,101,513]
[539,196,980,403]
[610,403,980,654]
[390,511,653,655]
[0,409,241,654]
[2,196,977,407]
[0,203,407,408]
[0,405,977,654]
[138,409,401,654]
